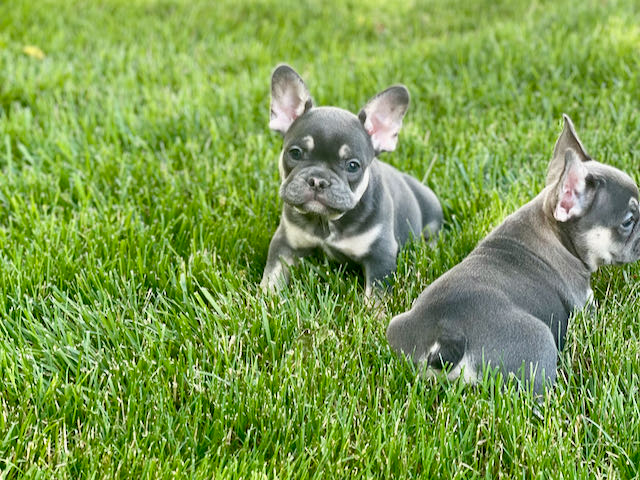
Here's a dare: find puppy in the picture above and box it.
[387,115,640,393]
[261,65,442,296]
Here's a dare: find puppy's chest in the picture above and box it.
[284,218,382,260]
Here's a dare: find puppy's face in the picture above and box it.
[546,115,640,270]
[268,64,410,219]
[278,108,374,218]
[572,164,640,270]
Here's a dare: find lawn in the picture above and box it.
[1,0,640,477]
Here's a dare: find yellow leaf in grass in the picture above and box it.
[22,45,45,60]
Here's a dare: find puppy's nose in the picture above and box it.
[307,176,330,190]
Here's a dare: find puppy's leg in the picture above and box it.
[359,254,396,317]
[361,233,400,298]
[362,254,397,298]
[402,176,443,246]
[387,313,472,381]
[482,313,558,395]
[425,333,467,372]
[261,225,303,292]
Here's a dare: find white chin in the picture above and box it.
[294,201,347,219]
[292,200,349,220]
[302,200,331,215]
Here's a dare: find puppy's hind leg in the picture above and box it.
[422,332,474,382]
[386,313,472,381]
[483,313,559,395]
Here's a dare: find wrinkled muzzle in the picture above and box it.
[280,167,358,215]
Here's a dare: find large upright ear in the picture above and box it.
[269,64,313,135]
[552,149,596,222]
[358,85,409,154]
[546,114,591,185]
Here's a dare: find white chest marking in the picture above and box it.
[283,216,382,259]
[326,224,382,258]
[283,218,323,250]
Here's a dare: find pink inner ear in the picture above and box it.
[554,162,587,222]
[269,102,295,133]
[269,91,307,134]
[364,112,401,152]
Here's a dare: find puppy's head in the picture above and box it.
[268,64,409,218]
[544,114,640,271]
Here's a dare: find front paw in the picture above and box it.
[260,265,288,293]
[364,285,388,320]
[584,288,598,315]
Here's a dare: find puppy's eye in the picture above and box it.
[288,147,303,161]
[621,216,635,230]
[346,159,361,173]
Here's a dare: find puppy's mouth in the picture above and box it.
[280,179,354,217]
[292,195,345,217]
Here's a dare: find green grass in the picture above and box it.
[1,0,640,477]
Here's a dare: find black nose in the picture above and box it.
[307,176,330,190]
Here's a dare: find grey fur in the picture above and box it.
[387,115,640,393]
[261,65,443,295]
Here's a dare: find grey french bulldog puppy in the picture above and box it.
[261,64,443,296]
[387,115,640,394]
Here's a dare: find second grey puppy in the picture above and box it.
[387,115,640,393]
